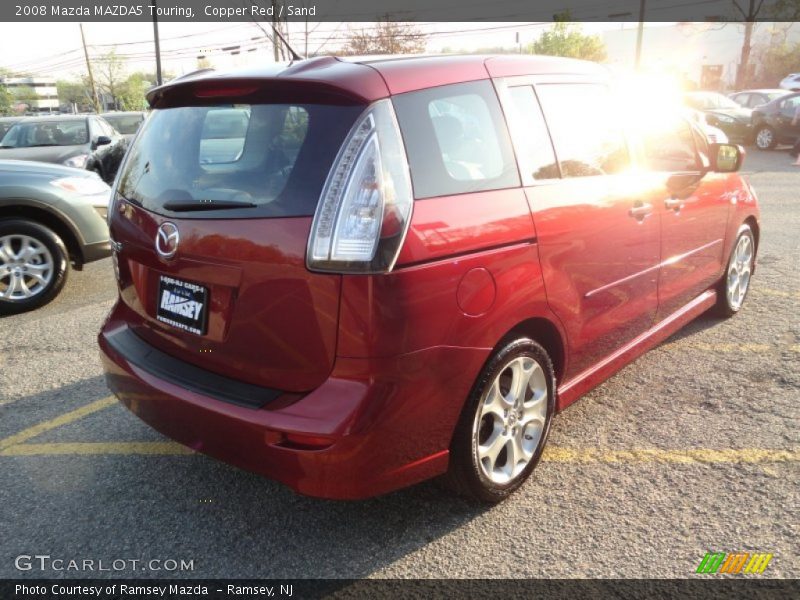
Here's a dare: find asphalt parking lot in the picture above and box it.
[0,149,798,579]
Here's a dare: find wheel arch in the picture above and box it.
[0,204,85,267]
[495,316,567,386]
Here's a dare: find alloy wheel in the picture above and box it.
[472,356,548,485]
[0,234,55,300]
[726,232,753,311]
[755,128,773,150]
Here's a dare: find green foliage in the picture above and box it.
[57,79,91,109]
[0,85,12,116]
[116,72,148,111]
[11,85,38,109]
[527,22,607,62]
[755,41,800,87]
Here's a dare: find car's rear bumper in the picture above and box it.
[98,312,489,500]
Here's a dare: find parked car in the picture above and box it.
[0,115,127,184]
[100,111,146,142]
[728,89,788,109]
[0,117,24,139]
[751,91,800,150]
[98,55,759,502]
[684,108,728,143]
[0,160,111,313]
[778,73,800,91]
[683,92,754,143]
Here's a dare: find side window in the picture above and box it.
[506,85,559,181]
[536,83,631,178]
[392,80,520,199]
[642,116,700,172]
[780,96,800,116]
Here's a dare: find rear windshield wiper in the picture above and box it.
[162,199,257,212]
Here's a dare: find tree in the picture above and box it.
[752,40,800,87]
[95,49,127,110]
[528,21,606,62]
[0,85,12,116]
[117,73,148,111]
[342,20,427,56]
[57,79,92,112]
[11,85,38,112]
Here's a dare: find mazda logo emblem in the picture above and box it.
[155,222,180,258]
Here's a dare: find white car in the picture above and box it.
[779,73,800,91]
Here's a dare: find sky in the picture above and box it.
[0,21,648,81]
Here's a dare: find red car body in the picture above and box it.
[98,55,760,499]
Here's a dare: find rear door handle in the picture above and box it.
[665,198,684,211]
[628,203,653,221]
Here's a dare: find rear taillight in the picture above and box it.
[306,99,413,274]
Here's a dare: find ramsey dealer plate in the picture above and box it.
[156,275,209,335]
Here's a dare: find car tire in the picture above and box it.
[754,126,777,150]
[445,338,556,503]
[0,219,69,315]
[713,224,755,318]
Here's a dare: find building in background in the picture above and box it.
[0,76,59,113]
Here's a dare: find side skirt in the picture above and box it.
[556,289,717,411]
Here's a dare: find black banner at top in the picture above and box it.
[3,0,800,22]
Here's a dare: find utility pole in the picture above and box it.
[635,0,646,70]
[151,0,163,85]
[79,23,101,113]
[271,0,280,61]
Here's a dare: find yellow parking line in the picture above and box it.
[0,442,193,456]
[757,288,800,299]
[543,447,800,464]
[0,396,116,451]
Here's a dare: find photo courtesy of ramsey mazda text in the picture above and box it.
[99,54,759,503]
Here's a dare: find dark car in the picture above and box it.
[0,160,111,313]
[684,92,753,143]
[100,111,146,142]
[751,91,800,150]
[99,55,759,502]
[0,117,24,138]
[0,115,127,184]
[729,89,788,109]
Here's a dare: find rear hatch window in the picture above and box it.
[117,103,363,219]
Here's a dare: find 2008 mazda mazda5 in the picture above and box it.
[98,55,759,502]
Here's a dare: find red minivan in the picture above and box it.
[98,55,760,502]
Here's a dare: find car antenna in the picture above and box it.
[248,4,303,62]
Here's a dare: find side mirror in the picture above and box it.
[94,135,112,147]
[710,143,744,173]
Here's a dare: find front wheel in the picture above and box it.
[0,219,69,315]
[714,224,755,318]
[754,126,777,150]
[445,338,555,503]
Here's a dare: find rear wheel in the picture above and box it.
[0,219,69,315]
[754,126,776,150]
[445,338,555,503]
[714,225,755,318]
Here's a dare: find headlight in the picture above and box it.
[715,115,736,124]
[51,176,110,196]
[63,154,90,169]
